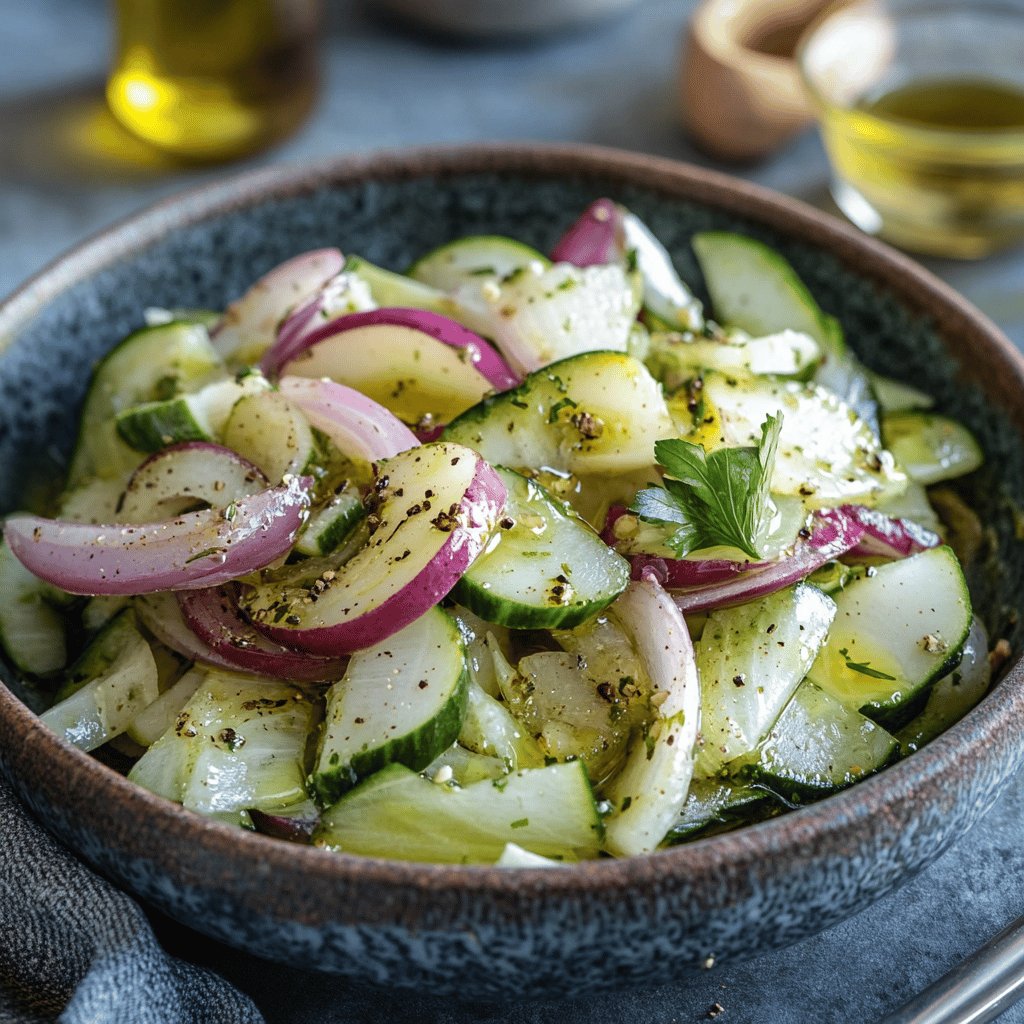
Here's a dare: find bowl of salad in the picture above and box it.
[0,144,1021,997]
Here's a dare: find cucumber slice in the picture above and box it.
[115,374,271,453]
[691,371,905,507]
[494,842,567,868]
[897,617,991,753]
[808,546,972,730]
[55,608,141,702]
[0,541,68,676]
[41,618,158,752]
[869,372,934,414]
[128,672,316,814]
[314,760,602,864]
[882,411,984,485]
[69,322,224,484]
[646,328,820,386]
[875,480,944,537]
[294,483,365,557]
[126,665,205,747]
[221,390,317,483]
[145,307,221,330]
[443,351,675,476]
[344,255,452,313]
[665,776,780,843]
[454,467,629,629]
[409,235,548,291]
[311,607,468,804]
[692,232,833,349]
[696,583,836,775]
[425,743,508,785]
[80,595,130,633]
[461,262,640,376]
[744,681,899,802]
[57,477,126,525]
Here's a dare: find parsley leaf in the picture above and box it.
[630,413,783,560]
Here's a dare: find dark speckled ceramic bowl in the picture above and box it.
[1,145,1023,999]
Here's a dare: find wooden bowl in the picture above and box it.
[1,143,1022,997]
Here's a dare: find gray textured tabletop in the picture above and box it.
[2,1,1024,1022]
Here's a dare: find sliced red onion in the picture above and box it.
[211,249,344,360]
[266,308,519,394]
[249,808,319,843]
[670,509,865,614]
[277,376,418,462]
[841,504,941,560]
[601,506,770,587]
[248,445,507,655]
[176,585,348,682]
[120,443,268,524]
[5,476,312,596]
[551,198,621,266]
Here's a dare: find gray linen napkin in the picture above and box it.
[0,774,263,1024]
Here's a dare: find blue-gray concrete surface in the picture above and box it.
[2,1,1023,1021]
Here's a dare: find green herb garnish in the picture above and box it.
[838,647,896,681]
[630,413,783,560]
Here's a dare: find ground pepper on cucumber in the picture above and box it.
[0,198,996,864]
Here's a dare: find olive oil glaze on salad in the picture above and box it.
[0,199,993,864]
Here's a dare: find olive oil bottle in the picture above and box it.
[819,76,1024,258]
[107,0,321,162]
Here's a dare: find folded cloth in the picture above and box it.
[0,774,263,1024]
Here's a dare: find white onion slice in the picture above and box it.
[604,577,701,856]
[277,376,418,463]
[5,476,312,596]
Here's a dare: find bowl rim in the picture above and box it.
[2,140,1023,901]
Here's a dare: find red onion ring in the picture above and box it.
[277,376,418,462]
[5,476,313,596]
[551,198,621,266]
[840,504,940,559]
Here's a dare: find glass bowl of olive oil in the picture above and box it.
[799,0,1024,258]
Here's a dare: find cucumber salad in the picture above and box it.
[0,199,994,864]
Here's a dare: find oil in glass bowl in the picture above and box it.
[799,2,1024,259]
[107,0,321,163]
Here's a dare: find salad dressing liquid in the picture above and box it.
[107,0,320,161]
[820,77,1024,257]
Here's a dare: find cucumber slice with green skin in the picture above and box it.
[41,619,158,752]
[128,672,317,814]
[460,262,641,377]
[344,255,453,314]
[897,617,991,754]
[454,467,629,629]
[115,374,271,453]
[294,484,365,557]
[696,583,836,776]
[882,411,984,485]
[692,233,835,351]
[311,607,469,805]
[69,322,224,485]
[869,372,935,414]
[808,545,972,730]
[690,370,906,507]
[646,328,821,387]
[314,760,603,864]
[221,391,317,484]
[409,235,549,291]
[126,665,205,747]
[443,351,675,476]
[691,233,879,429]
[0,541,68,676]
[743,681,900,803]
[665,776,780,844]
